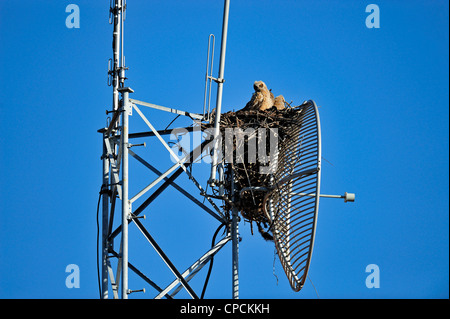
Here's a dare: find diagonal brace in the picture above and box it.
[156,235,231,299]
[129,149,225,223]
[108,249,172,299]
[131,218,199,299]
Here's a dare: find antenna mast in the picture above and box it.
[207,0,238,299]
[99,0,238,300]
[209,0,230,187]
[102,0,128,299]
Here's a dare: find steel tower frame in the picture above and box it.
[98,0,237,299]
[98,0,355,300]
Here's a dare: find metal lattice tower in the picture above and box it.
[98,0,354,299]
[99,0,237,300]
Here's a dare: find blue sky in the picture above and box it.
[0,0,448,299]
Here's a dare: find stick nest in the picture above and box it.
[216,106,303,240]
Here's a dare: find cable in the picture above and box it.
[308,275,320,299]
[164,114,180,131]
[201,223,226,299]
[272,247,279,285]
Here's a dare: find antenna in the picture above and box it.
[209,0,230,187]
[101,0,126,299]
[203,34,215,122]
[98,0,355,300]
[263,100,323,291]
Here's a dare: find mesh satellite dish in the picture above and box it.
[261,101,355,292]
[212,99,355,293]
[262,100,322,292]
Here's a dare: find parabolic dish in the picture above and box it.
[263,100,322,292]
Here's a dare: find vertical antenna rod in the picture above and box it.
[120,0,127,87]
[119,87,133,299]
[117,0,130,299]
[112,0,122,111]
[209,0,230,186]
[120,88,129,299]
[207,0,238,299]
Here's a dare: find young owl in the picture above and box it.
[273,95,286,110]
[244,81,275,111]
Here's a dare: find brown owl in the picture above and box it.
[244,81,275,111]
[273,95,286,110]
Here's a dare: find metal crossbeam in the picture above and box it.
[161,235,231,298]
[129,149,225,223]
[130,160,184,204]
[108,249,172,299]
[108,140,209,241]
[128,105,223,215]
[130,98,204,120]
[128,126,195,139]
[131,218,199,299]
[108,161,186,241]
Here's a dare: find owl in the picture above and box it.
[244,81,275,111]
[273,95,286,110]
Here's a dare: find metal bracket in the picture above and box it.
[106,109,124,115]
[127,288,145,295]
[208,76,225,84]
[293,191,356,202]
[130,214,146,220]
[128,142,146,148]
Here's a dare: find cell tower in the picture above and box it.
[98,0,355,299]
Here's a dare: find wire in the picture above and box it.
[164,114,181,131]
[201,223,226,299]
[308,275,320,299]
[272,247,279,285]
